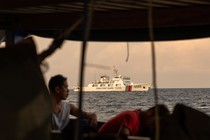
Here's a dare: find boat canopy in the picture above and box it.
[0,0,210,42]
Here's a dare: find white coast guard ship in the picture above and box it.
[73,67,152,92]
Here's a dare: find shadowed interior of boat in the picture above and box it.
[1,1,210,140]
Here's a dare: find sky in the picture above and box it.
[33,36,210,89]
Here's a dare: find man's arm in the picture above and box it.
[70,104,97,127]
[118,124,130,136]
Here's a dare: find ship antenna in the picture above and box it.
[113,66,119,76]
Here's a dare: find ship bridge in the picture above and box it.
[122,77,131,85]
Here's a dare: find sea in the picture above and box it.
[67,88,210,122]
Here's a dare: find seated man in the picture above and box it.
[48,74,98,139]
[99,104,170,138]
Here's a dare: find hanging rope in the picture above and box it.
[148,0,160,140]
[75,0,95,140]
[126,42,130,62]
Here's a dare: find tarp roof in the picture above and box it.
[0,0,210,41]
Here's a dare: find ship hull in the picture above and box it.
[74,83,151,92]
[130,83,152,92]
[74,86,126,92]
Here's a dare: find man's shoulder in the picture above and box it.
[119,110,140,117]
[61,100,71,108]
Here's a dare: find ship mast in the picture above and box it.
[113,66,119,77]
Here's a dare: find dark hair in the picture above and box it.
[148,104,170,117]
[48,74,67,94]
[140,104,170,137]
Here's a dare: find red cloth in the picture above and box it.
[99,110,141,136]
